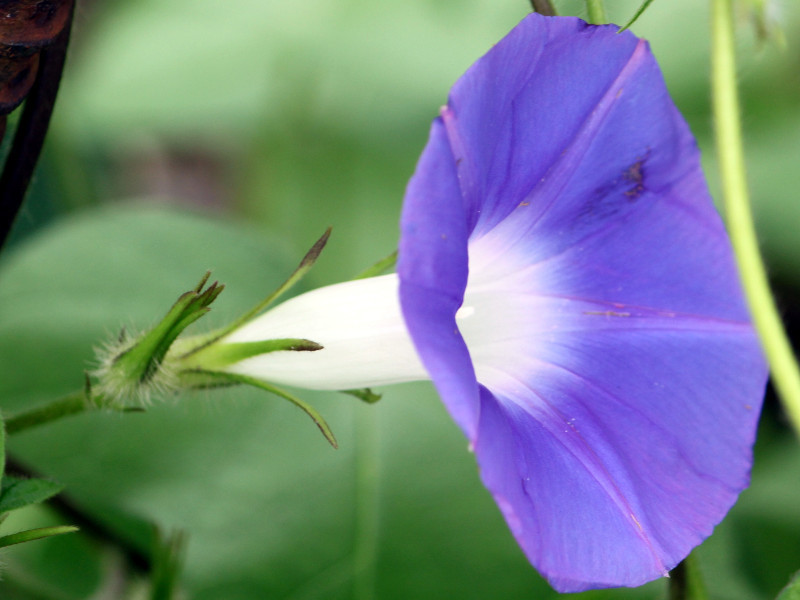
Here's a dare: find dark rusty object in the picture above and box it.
[0,0,75,249]
[0,0,73,120]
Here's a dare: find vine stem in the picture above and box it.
[669,555,709,600]
[353,405,380,600]
[5,390,101,435]
[710,0,800,435]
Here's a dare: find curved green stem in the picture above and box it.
[585,0,607,24]
[711,0,800,435]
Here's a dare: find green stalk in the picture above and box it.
[5,391,96,435]
[711,0,800,435]
[668,554,709,600]
[353,406,380,600]
[585,0,607,24]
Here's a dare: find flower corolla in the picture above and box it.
[198,14,767,592]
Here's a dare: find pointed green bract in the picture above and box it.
[617,0,655,33]
[182,370,338,448]
[201,229,331,347]
[0,525,79,549]
[177,338,322,372]
[110,273,223,384]
[353,250,397,280]
[96,273,223,404]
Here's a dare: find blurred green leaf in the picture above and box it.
[0,476,64,514]
[56,0,529,145]
[1,410,5,483]
[150,528,187,600]
[778,571,800,600]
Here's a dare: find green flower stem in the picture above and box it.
[668,554,709,600]
[585,0,607,24]
[711,0,800,435]
[5,390,101,435]
[353,406,380,600]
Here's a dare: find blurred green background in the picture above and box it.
[1,0,800,598]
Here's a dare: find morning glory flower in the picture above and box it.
[176,14,767,592]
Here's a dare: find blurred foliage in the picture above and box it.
[778,571,800,600]
[1,0,800,598]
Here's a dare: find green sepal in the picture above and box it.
[617,0,655,33]
[341,388,382,404]
[186,229,332,357]
[177,338,322,371]
[0,525,79,548]
[352,250,397,280]
[0,475,65,513]
[181,369,337,448]
[778,571,800,600]
[110,272,223,386]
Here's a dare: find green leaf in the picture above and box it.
[778,572,800,600]
[0,476,65,513]
[53,0,529,145]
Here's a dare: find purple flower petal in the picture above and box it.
[398,13,767,592]
[399,117,479,439]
